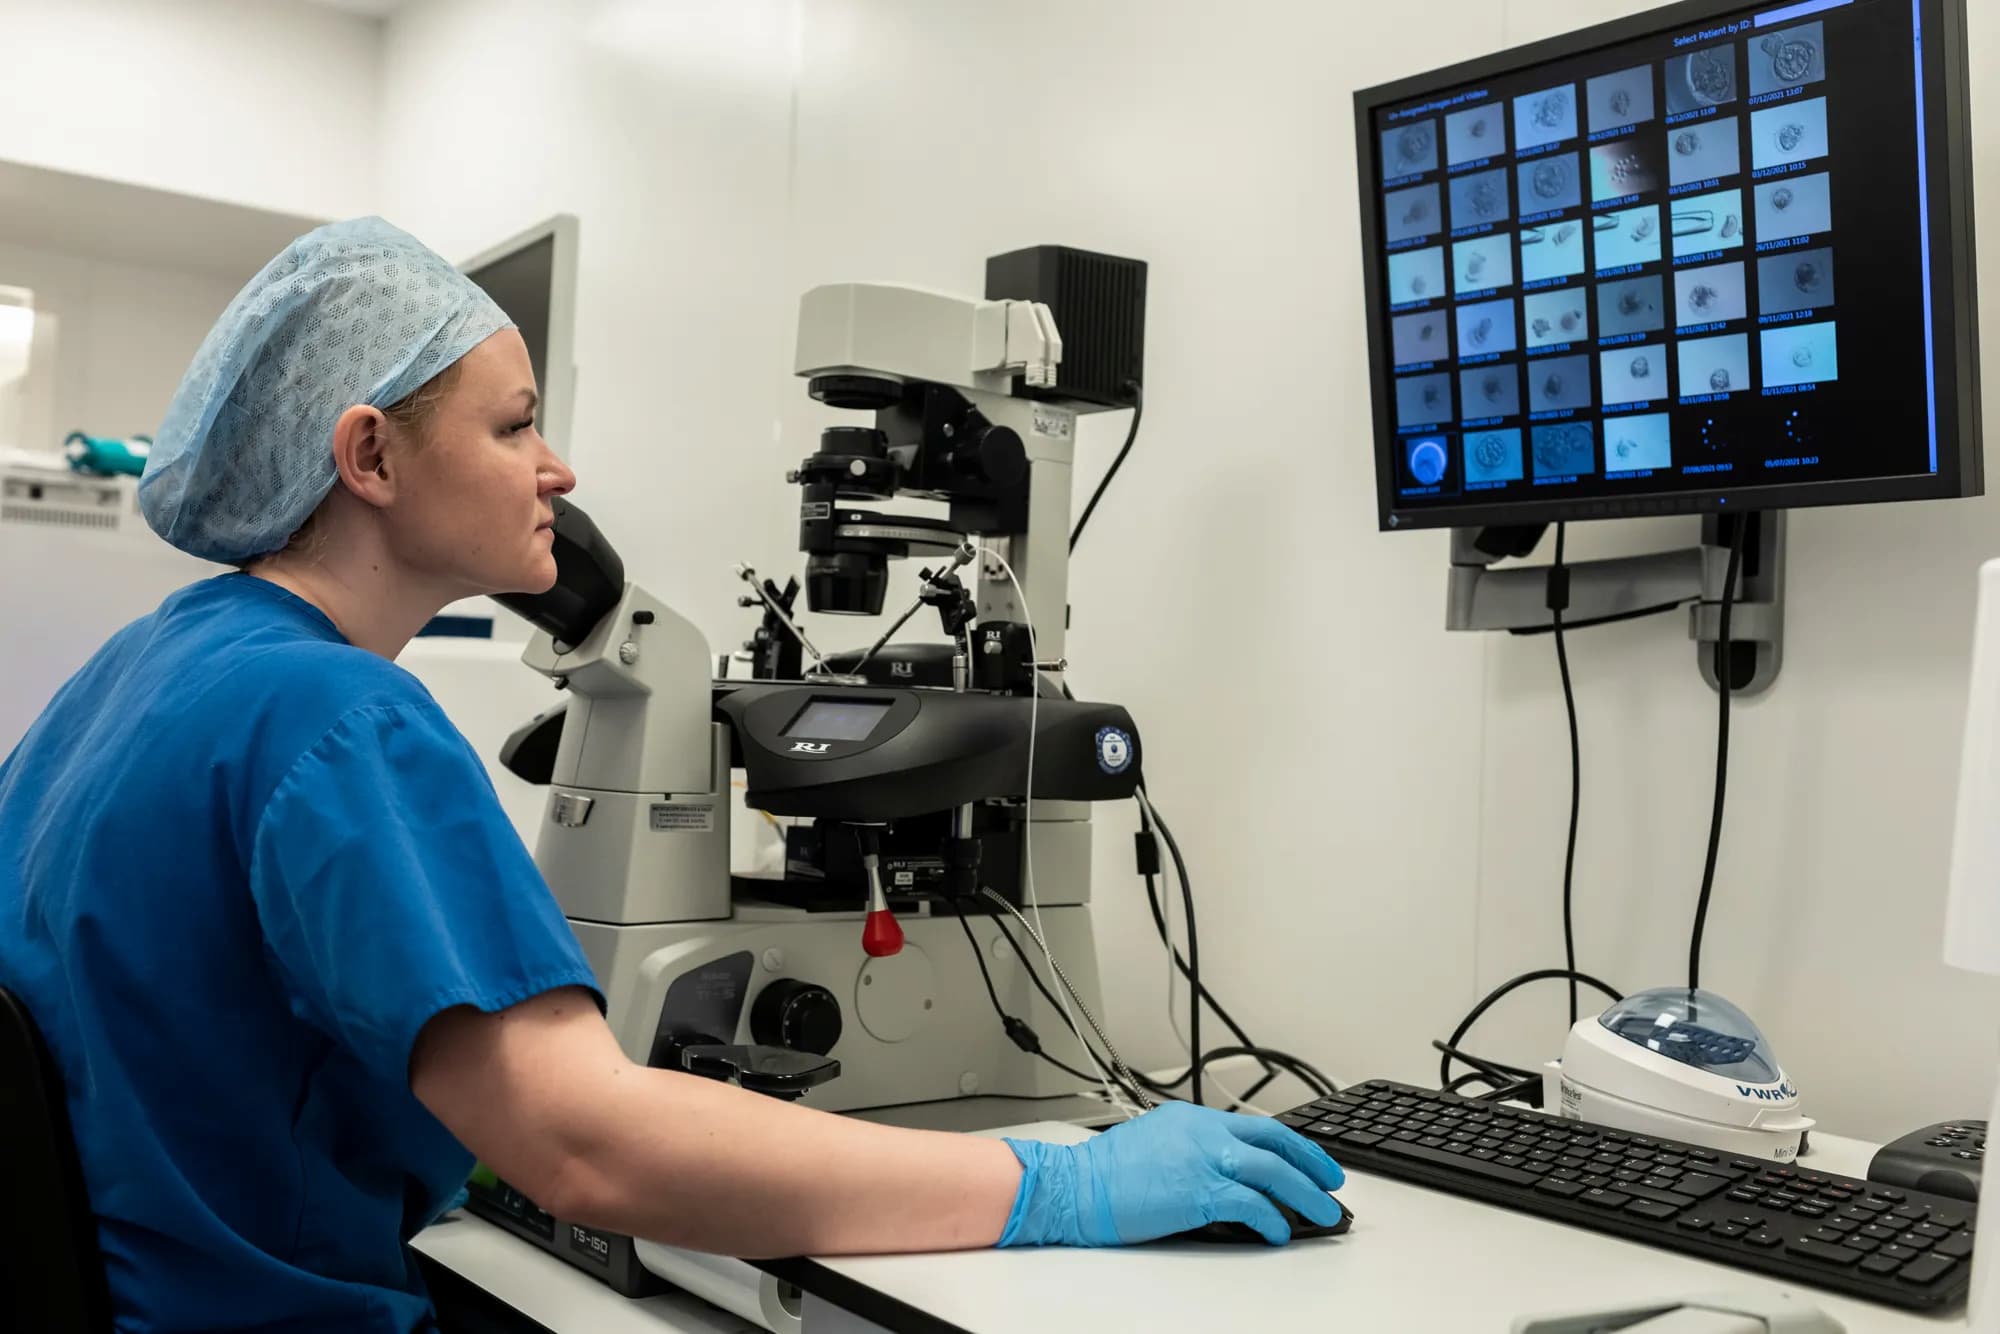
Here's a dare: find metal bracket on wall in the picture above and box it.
[1444,511,1787,695]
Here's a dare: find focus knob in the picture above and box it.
[751,980,843,1055]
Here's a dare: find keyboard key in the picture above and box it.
[1614,1170,1645,1184]
[1933,1211,1968,1230]
[1858,1223,1897,1241]
[1728,1215,1765,1230]
[1870,1189,1906,1203]
[1626,1200,1681,1222]
[1418,1136,1448,1148]
[1278,1112,1315,1128]
[1712,1222,1748,1239]
[1792,1205,1828,1219]
[1550,1168,1582,1181]
[1893,1204,1931,1223]
[1580,1175,1612,1189]
[1640,1177,1680,1193]
[1823,1218,1858,1235]
[1581,1189,1631,1210]
[1339,1130,1386,1149]
[1675,1173,1732,1200]
[1469,1148,1498,1160]
[1378,1139,1540,1186]
[1838,1205,1882,1223]
[1497,1155,1529,1169]
[1898,1254,1960,1286]
[1879,1244,1920,1262]
[1842,1238,1880,1254]
[1652,1165,1684,1181]
[1766,1192,1801,1208]
[1785,1237,1861,1267]
[1861,1255,1904,1276]
[1938,1232,1975,1260]
[1687,1149,1719,1163]
[1727,1190,1763,1204]
[1913,1222,1952,1241]
[1536,1179,1587,1199]
[1743,1230,1783,1249]
[1677,1216,1713,1231]
[1895,1233,1934,1251]
[1807,1226,1850,1245]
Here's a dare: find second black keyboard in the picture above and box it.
[1280,1080,1973,1311]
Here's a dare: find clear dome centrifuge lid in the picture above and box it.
[1596,987,1783,1085]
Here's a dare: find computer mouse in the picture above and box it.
[1171,1196,1354,1244]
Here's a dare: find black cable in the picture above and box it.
[1477,1075,1547,1106]
[1689,517,1750,992]
[1431,1040,1539,1085]
[1143,1045,1338,1100]
[1135,801,1279,1088]
[1142,786,1203,1106]
[1443,1071,1506,1097]
[1436,968,1624,1089]
[1550,522,1582,1028]
[1068,381,1143,553]
[960,908,1152,1104]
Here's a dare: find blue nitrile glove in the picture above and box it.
[996,1101,1346,1247]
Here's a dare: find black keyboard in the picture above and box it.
[1281,1081,1973,1311]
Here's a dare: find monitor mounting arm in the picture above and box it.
[1446,511,1786,695]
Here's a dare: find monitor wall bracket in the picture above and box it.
[1445,511,1787,695]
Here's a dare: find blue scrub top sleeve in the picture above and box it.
[248,701,601,1082]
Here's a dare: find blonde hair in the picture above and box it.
[246,359,467,569]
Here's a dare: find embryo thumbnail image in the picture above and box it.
[1591,136,1666,203]
[1461,364,1522,420]
[1515,84,1579,152]
[1677,332,1751,396]
[1389,246,1445,305]
[1518,153,1582,215]
[1587,66,1655,134]
[1756,246,1835,317]
[1668,117,1741,188]
[1520,220,1586,283]
[1672,188,1745,258]
[1532,421,1597,477]
[1451,168,1513,230]
[1455,234,1515,293]
[1530,354,1593,413]
[1666,44,1738,115]
[1396,371,1454,428]
[1755,172,1832,242]
[1383,119,1438,179]
[1748,21,1826,97]
[1597,274,1665,337]
[1446,102,1507,166]
[1603,412,1673,472]
[1392,310,1451,366]
[1523,287,1589,348]
[1593,206,1661,270]
[1385,184,1442,244]
[1601,343,1668,406]
[1750,96,1829,172]
[1675,261,1747,326]
[1464,428,1525,484]
[1456,298,1518,357]
[1760,321,1839,388]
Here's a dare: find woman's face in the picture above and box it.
[385,328,576,597]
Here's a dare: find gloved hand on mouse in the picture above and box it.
[996,1101,1346,1247]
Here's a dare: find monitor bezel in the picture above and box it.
[1355,0,1981,533]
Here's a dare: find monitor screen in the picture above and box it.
[465,235,554,416]
[1359,0,1979,531]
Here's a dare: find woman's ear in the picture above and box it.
[330,404,397,510]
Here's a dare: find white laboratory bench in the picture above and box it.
[411,1117,1970,1334]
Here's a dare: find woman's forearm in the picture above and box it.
[551,1065,1024,1257]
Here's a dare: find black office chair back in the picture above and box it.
[0,986,113,1333]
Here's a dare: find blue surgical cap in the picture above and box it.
[140,216,514,563]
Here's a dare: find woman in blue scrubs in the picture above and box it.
[0,219,1344,1333]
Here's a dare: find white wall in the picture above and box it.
[1465,0,2000,1144]
[375,0,802,660]
[376,0,2000,1139]
[0,0,379,221]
